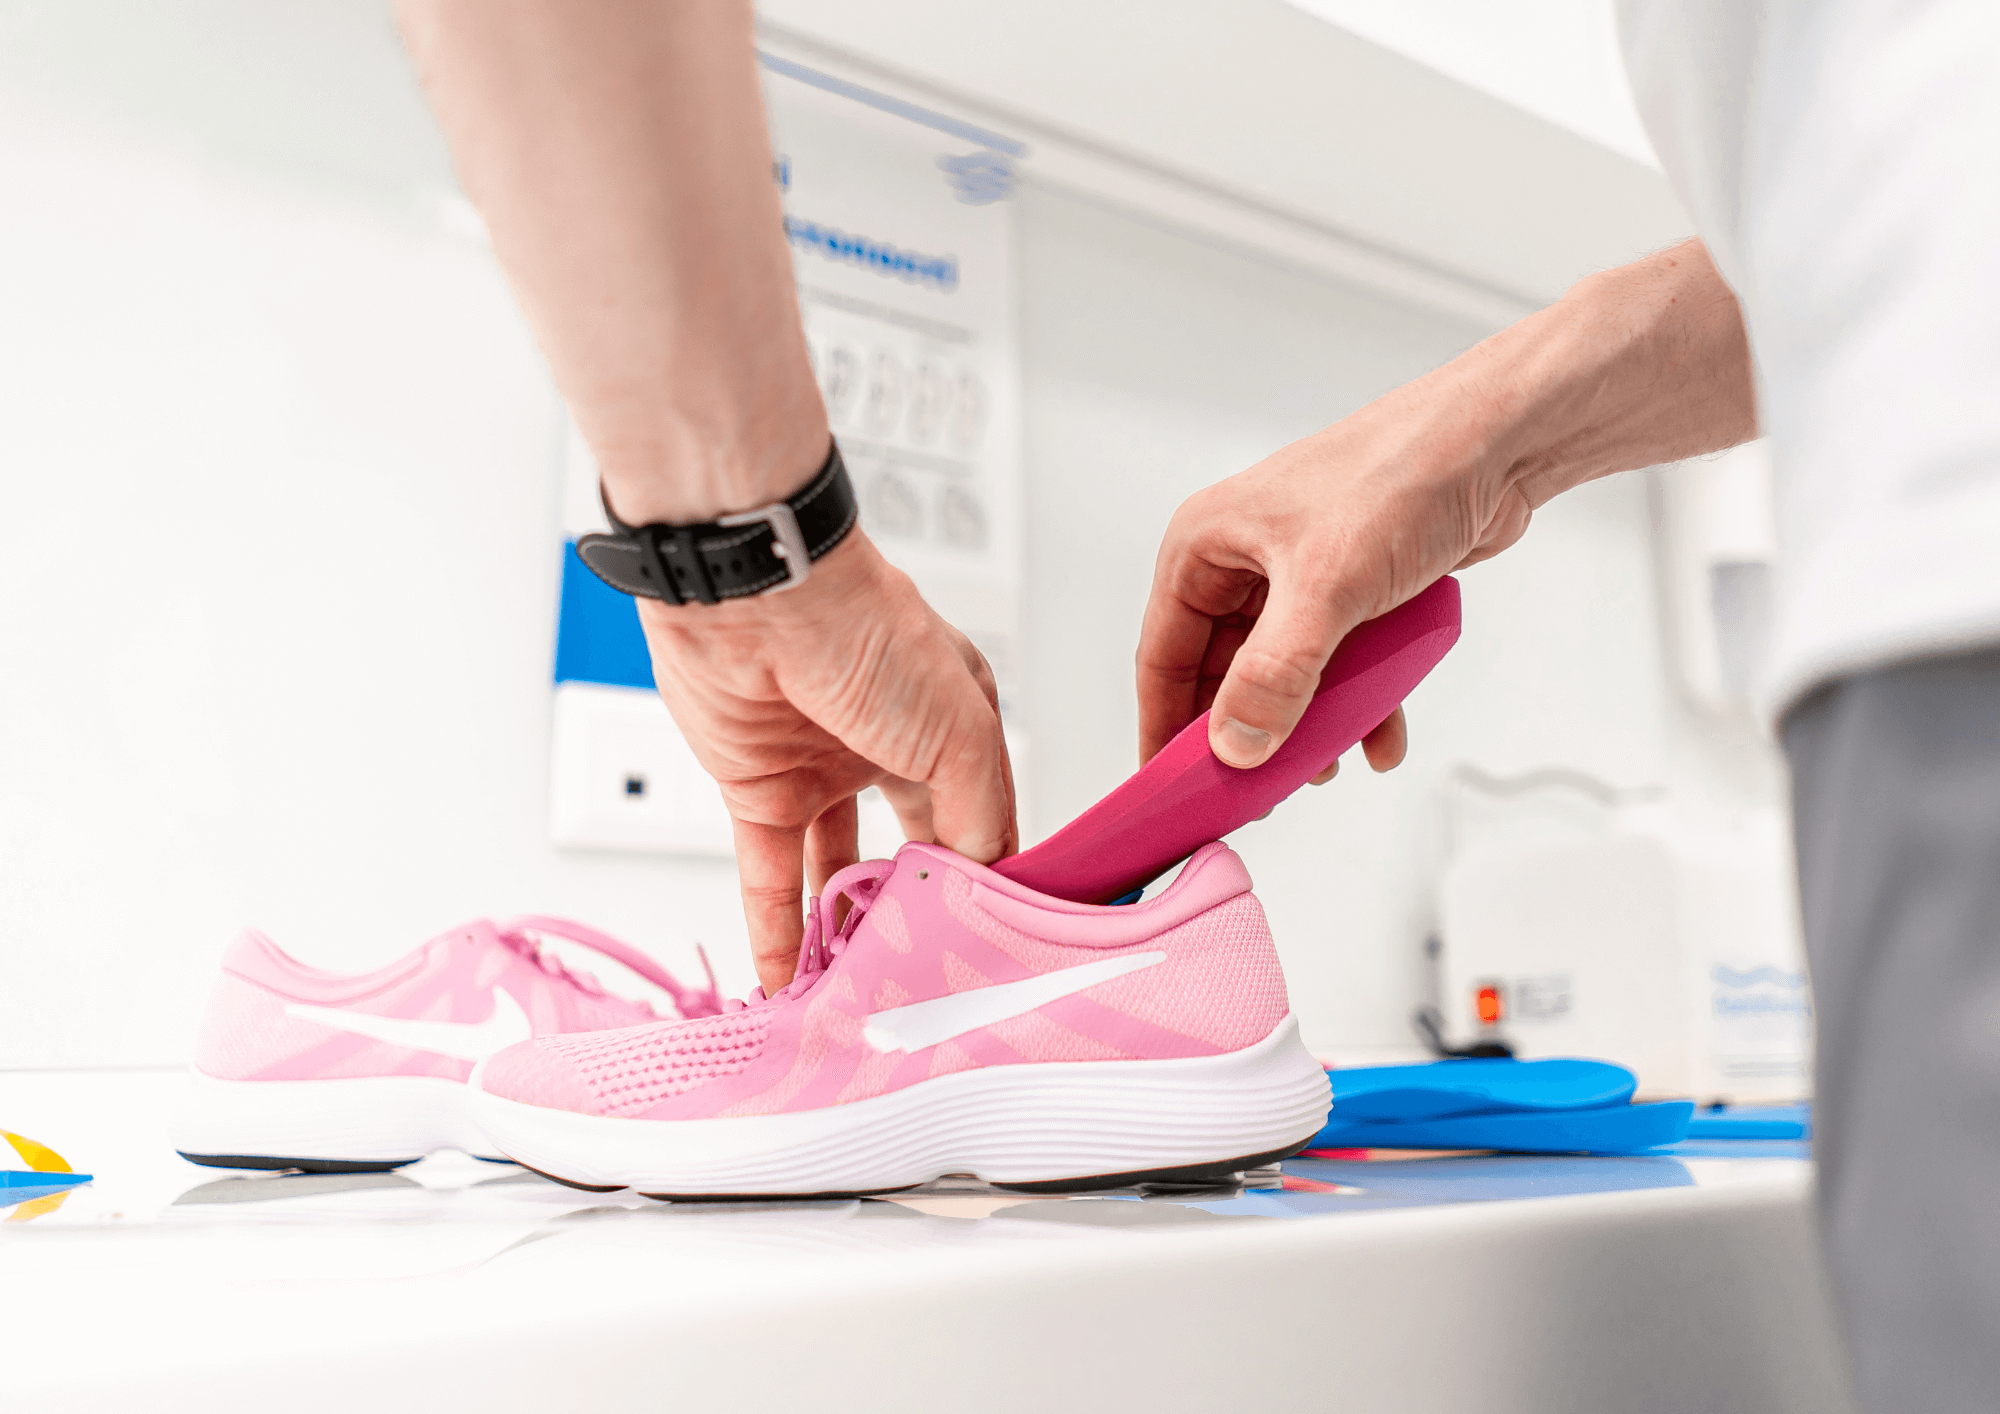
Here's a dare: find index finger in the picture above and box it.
[1135,589,1215,765]
[730,814,807,998]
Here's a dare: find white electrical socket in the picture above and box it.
[548,682,734,857]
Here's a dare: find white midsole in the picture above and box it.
[466,1014,1332,1194]
[172,1070,501,1164]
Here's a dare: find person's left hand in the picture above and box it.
[637,529,1017,997]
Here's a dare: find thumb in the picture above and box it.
[1207,578,1359,769]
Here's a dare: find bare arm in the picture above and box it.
[1137,238,1757,771]
[398,0,1015,994]
[396,0,819,521]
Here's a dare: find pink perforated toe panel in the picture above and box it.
[537,1010,776,1118]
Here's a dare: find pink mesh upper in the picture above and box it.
[192,950,468,1083]
[984,1007,1135,1063]
[941,871,1289,1052]
[720,990,862,1117]
[479,1041,593,1113]
[471,842,1296,1122]
[189,919,696,1087]
[835,1046,903,1105]
[941,949,993,993]
[929,1040,980,1078]
[869,890,913,953]
[524,1010,774,1117]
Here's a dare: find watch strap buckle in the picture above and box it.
[717,500,812,594]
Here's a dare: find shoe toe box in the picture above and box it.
[478,1038,595,1114]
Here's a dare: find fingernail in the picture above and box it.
[1215,718,1272,768]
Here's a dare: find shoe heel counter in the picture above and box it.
[191,934,299,1080]
[1212,889,1293,1045]
[1132,891,1292,1055]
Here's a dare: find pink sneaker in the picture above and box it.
[173,917,721,1173]
[467,843,1331,1198]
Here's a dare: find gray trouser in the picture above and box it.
[1785,648,2000,1414]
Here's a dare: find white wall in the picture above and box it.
[1286,0,1658,168]
[0,0,1735,1068]
[0,3,760,1067]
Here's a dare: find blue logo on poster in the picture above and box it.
[783,216,959,291]
[938,151,1014,205]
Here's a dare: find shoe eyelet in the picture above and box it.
[916,869,929,881]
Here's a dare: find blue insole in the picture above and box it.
[1312,1099,1694,1156]
[1326,1057,1637,1123]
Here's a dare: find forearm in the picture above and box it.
[1137,238,1757,767]
[395,0,825,522]
[1442,238,1758,516]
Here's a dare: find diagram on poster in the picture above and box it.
[548,57,1024,858]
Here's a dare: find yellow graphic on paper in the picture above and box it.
[6,1191,70,1223]
[3,1130,72,1173]
[3,1130,81,1222]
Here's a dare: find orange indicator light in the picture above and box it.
[1475,985,1503,1025]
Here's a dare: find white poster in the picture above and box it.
[767,57,1024,714]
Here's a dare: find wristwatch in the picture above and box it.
[576,441,858,605]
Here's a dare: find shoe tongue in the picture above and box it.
[992,577,1461,905]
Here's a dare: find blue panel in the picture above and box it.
[1159,1154,1699,1219]
[1664,1138,1812,1160]
[553,541,654,691]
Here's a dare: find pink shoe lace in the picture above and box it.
[499,916,724,1019]
[721,859,897,1013]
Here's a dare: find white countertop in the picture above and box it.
[3,1069,1852,1414]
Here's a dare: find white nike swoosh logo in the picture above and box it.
[862,951,1165,1054]
[285,989,531,1061]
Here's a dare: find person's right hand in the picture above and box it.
[1136,373,1528,777]
[1137,240,1759,777]
[637,529,1016,999]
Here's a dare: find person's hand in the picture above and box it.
[637,531,1016,997]
[395,0,1026,997]
[1137,239,1759,774]
[1136,376,1523,776]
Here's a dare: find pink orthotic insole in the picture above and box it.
[995,575,1462,905]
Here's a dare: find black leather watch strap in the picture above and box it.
[576,441,858,605]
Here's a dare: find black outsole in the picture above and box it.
[176,1151,421,1175]
[522,1137,1313,1204]
[514,1159,625,1193]
[636,1184,919,1204]
[989,1138,1312,1194]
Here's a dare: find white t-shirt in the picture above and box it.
[1618,1,2000,717]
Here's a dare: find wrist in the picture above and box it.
[1469,240,1755,507]
[593,379,830,525]
[633,526,883,634]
